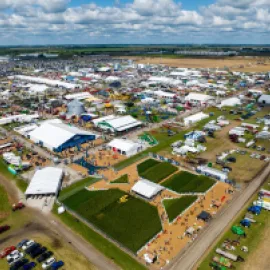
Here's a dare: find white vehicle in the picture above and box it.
[8,253,24,265]
[42,257,56,269]
[7,250,20,260]
[22,240,35,250]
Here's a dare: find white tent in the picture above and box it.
[185,93,215,104]
[131,179,164,199]
[107,139,139,156]
[218,97,241,108]
[29,120,98,151]
[184,112,209,126]
[25,167,63,196]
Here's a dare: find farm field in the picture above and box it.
[120,56,270,72]
[198,177,270,270]
[162,171,216,193]
[163,196,198,222]
[63,189,162,252]
[138,159,178,183]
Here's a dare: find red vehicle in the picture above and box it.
[0,225,10,234]
[0,246,16,258]
[12,202,25,211]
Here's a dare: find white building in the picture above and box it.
[258,95,270,105]
[0,114,39,125]
[218,97,241,108]
[25,167,63,197]
[28,120,98,152]
[185,93,215,105]
[197,166,227,182]
[184,112,209,126]
[107,139,140,156]
[65,92,93,100]
[92,115,142,133]
[131,179,164,199]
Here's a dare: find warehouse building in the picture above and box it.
[29,120,98,152]
[92,115,142,133]
[25,167,63,197]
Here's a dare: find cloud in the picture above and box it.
[0,0,269,45]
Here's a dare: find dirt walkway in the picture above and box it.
[167,163,270,270]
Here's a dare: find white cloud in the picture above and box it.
[0,0,269,45]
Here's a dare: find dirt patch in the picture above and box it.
[120,56,270,72]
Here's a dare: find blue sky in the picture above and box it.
[0,0,269,45]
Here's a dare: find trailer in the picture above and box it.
[253,200,270,211]
[215,249,238,262]
[212,256,233,268]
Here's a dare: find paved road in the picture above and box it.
[168,163,270,270]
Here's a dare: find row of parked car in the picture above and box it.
[0,239,64,270]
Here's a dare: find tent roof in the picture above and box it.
[197,211,212,221]
[29,120,98,149]
[108,139,138,152]
[131,179,164,199]
[25,167,63,195]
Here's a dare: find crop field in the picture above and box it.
[137,159,178,183]
[162,171,215,193]
[63,189,162,252]
[163,196,198,222]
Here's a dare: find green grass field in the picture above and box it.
[162,171,215,193]
[63,189,162,253]
[163,196,198,222]
[111,174,129,184]
[137,159,178,183]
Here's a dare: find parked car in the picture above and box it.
[9,258,29,270]
[21,262,36,270]
[222,166,232,172]
[42,257,55,269]
[226,157,236,163]
[0,225,10,234]
[37,251,53,263]
[30,247,47,258]
[50,260,64,270]
[25,244,40,255]
[7,250,21,261]
[8,252,24,265]
[12,202,25,212]
[0,246,16,258]
[17,240,29,249]
[22,241,35,251]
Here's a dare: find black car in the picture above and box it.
[10,258,29,270]
[25,243,40,254]
[223,166,233,171]
[37,251,53,263]
[30,247,47,259]
[226,157,236,163]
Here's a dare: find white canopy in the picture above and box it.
[25,167,63,196]
[184,112,209,126]
[132,179,164,199]
[108,138,139,156]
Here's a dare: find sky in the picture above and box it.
[0,0,269,45]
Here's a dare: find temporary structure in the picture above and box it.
[131,179,164,199]
[107,139,139,156]
[25,167,63,197]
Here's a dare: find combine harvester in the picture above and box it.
[140,132,158,146]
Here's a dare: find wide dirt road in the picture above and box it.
[168,163,270,270]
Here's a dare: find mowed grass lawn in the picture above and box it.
[162,171,215,193]
[163,196,198,222]
[137,159,178,183]
[63,189,162,252]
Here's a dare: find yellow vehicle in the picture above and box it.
[119,195,129,203]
